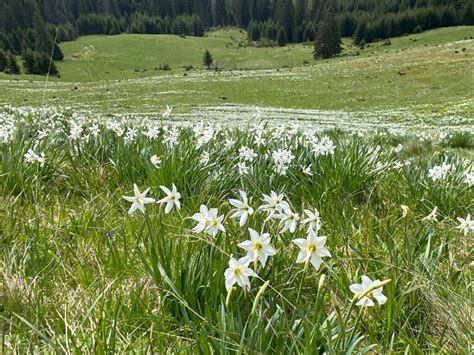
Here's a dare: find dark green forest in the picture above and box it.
[0,0,473,75]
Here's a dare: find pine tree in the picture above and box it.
[303,23,316,42]
[295,0,307,25]
[33,12,53,54]
[214,0,226,26]
[248,21,261,41]
[22,49,36,74]
[203,49,213,69]
[239,0,251,28]
[353,22,366,45]
[6,51,20,74]
[255,0,269,22]
[52,43,64,61]
[274,0,295,43]
[0,50,7,72]
[276,27,287,46]
[313,1,341,59]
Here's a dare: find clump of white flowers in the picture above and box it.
[191,205,225,237]
[258,191,290,221]
[239,146,258,162]
[224,256,258,292]
[24,149,46,167]
[428,162,452,181]
[272,148,295,176]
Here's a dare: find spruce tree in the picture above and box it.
[203,49,213,69]
[274,0,295,43]
[255,0,269,22]
[248,22,261,41]
[239,0,251,28]
[277,27,287,46]
[313,1,341,59]
[6,51,20,74]
[0,50,7,72]
[295,0,307,25]
[22,49,36,74]
[214,0,226,26]
[52,43,64,61]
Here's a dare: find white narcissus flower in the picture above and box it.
[292,230,331,270]
[224,256,258,291]
[229,190,254,227]
[191,205,225,237]
[428,162,451,181]
[205,208,226,237]
[350,275,388,307]
[275,208,300,234]
[302,165,313,176]
[237,162,249,175]
[422,206,438,222]
[162,105,172,119]
[238,146,258,162]
[24,149,46,167]
[302,208,322,233]
[157,183,181,214]
[258,191,289,221]
[238,228,276,267]
[122,184,156,215]
[191,205,210,233]
[401,205,409,218]
[456,214,473,236]
[199,151,210,166]
[465,172,474,187]
[150,154,161,168]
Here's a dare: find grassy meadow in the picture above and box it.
[0,27,473,117]
[0,26,473,354]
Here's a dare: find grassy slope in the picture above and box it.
[0,27,473,115]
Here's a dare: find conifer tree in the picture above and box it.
[203,49,213,69]
[274,0,295,42]
[239,0,251,28]
[214,0,226,26]
[6,51,20,74]
[277,27,287,46]
[0,50,7,72]
[313,1,341,59]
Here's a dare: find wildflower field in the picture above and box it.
[0,104,473,353]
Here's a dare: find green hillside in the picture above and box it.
[0,27,472,116]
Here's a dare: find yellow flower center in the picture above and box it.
[308,243,317,254]
[234,266,242,277]
[254,241,263,251]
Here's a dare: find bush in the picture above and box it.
[443,132,473,149]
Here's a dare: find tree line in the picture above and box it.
[1,0,473,76]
